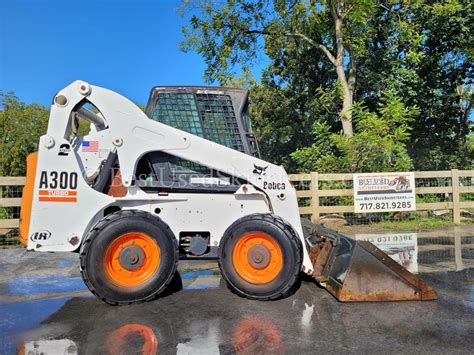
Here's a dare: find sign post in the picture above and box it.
[353,172,416,213]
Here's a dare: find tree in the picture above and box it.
[355,1,473,169]
[183,0,473,171]
[292,91,418,172]
[0,92,49,176]
[181,0,396,137]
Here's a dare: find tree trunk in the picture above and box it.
[333,8,354,137]
[341,93,354,136]
[249,1,357,137]
[336,63,354,136]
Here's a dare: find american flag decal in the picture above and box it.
[82,140,99,153]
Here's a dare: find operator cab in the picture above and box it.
[145,86,260,157]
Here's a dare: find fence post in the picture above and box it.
[310,172,320,224]
[451,169,461,224]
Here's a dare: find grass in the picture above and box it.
[370,218,462,231]
[0,244,23,249]
[0,238,23,249]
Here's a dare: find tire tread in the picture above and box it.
[79,210,178,306]
[218,213,302,301]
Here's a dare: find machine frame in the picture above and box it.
[21,80,315,274]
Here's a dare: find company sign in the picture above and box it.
[353,172,416,213]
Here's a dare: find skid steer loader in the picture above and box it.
[19,81,437,305]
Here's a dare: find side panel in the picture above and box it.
[27,135,114,251]
[147,193,271,246]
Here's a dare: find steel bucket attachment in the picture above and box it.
[305,225,437,302]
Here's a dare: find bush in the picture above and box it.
[291,91,419,173]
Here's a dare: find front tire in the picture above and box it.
[219,214,302,300]
[80,210,178,305]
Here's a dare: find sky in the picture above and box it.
[0,0,237,106]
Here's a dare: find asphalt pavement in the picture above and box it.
[0,226,473,354]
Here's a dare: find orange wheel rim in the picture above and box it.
[232,315,282,353]
[104,232,160,287]
[232,232,283,284]
[105,324,158,355]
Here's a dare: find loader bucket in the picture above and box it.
[306,226,437,302]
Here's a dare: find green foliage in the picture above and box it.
[250,83,319,169]
[468,135,474,163]
[182,0,473,172]
[182,0,379,82]
[0,92,49,176]
[0,207,9,219]
[292,91,419,173]
[416,195,443,204]
[220,67,257,89]
[357,1,473,170]
[374,218,458,231]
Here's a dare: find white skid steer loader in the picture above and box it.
[19,81,437,305]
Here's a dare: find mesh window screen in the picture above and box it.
[152,93,204,137]
[195,93,244,152]
[152,92,244,152]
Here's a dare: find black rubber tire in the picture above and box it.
[80,210,178,305]
[218,213,303,300]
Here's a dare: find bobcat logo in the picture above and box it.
[253,164,268,176]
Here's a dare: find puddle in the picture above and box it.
[19,338,78,355]
[11,276,473,355]
[0,269,220,353]
[469,285,474,310]
[181,268,221,290]
[352,227,474,273]
[12,297,288,355]
[7,274,86,296]
[0,268,220,304]
[0,297,70,354]
[0,227,472,353]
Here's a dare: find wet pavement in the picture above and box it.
[0,226,473,354]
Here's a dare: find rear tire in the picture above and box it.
[80,210,178,305]
[219,214,302,300]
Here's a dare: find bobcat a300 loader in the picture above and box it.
[19,81,437,305]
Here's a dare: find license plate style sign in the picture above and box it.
[353,172,416,213]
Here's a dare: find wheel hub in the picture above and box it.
[119,245,145,270]
[247,244,271,269]
[232,232,283,285]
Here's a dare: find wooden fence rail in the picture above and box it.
[0,177,25,231]
[1,170,473,232]
[289,169,474,223]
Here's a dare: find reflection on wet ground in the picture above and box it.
[11,272,474,354]
[0,298,71,353]
[180,268,221,290]
[0,226,473,354]
[7,274,85,296]
[350,226,474,273]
